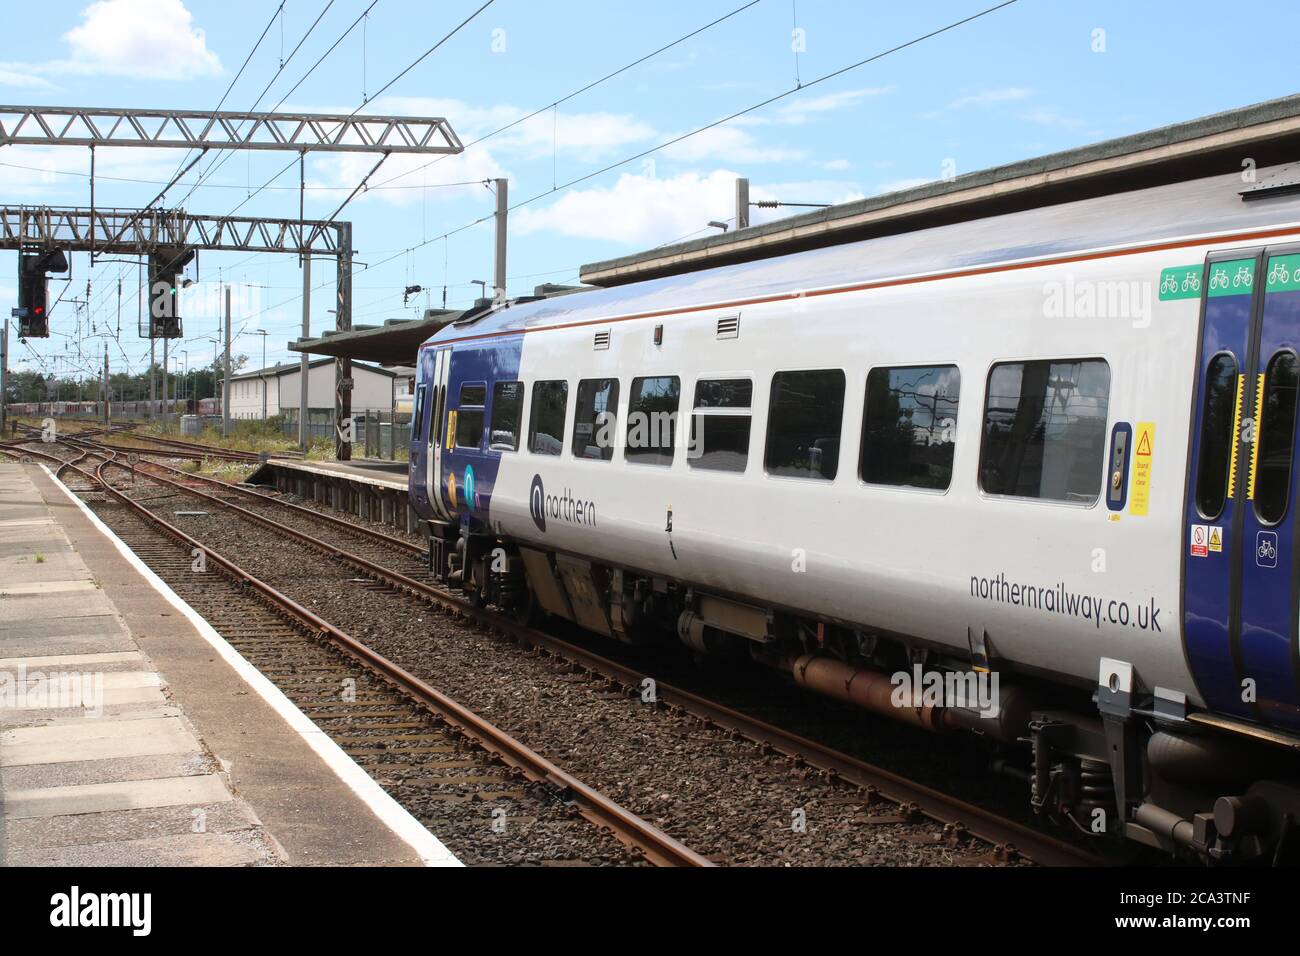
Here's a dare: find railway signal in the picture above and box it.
[147,246,196,339]
[16,249,67,338]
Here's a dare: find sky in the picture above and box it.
[1,0,1299,384]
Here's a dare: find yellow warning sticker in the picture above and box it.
[1247,373,1266,500]
[1227,375,1245,498]
[1130,421,1156,516]
[446,410,457,451]
[1208,526,1223,553]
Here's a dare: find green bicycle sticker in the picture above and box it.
[1266,254,1300,293]
[1158,265,1202,301]
[1207,259,1256,297]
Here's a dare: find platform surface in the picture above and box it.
[0,462,449,867]
[264,457,409,491]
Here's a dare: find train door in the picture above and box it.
[1183,248,1300,729]
[425,348,452,519]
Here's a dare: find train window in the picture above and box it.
[1255,350,1300,525]
[572,378,620,461]
[979,359,1111,503]
[489,381,524,452]
[764,370,845,480]
[455,382,486,449]
[689,378,752,472]
[529,380,568,455]
[411,384,427,442]
[861,365,960,490]
[626,376,680,466]
[1194,353,1239,519]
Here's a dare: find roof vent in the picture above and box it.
[1240,161,1300,201]
[716,315,740,339]
[593,330,611,350]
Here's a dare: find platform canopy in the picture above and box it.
[289,312,461,365]
[289,285,587,365]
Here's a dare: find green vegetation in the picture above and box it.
[134,417,301,457]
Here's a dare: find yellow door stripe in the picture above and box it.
[1228,374,1245,499]
[1247,372,1266,500]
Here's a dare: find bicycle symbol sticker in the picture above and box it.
[1257,530,1279,569]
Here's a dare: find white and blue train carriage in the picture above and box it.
[407,160,1300,862]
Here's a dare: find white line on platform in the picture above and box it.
[39,464,462,867]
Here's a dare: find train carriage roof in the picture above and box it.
[429,161,1300,346]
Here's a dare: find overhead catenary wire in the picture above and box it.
[368,0,765,191]
[172,0,340,208]
[17,1,1018,374]
[145,2,289,215]
[271,0,1022,314]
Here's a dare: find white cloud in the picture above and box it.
[922,87,1032,119]
[660,125,806,164]
[773,86,893,124]
[0,69,54,90]
[514,169,745,245]
[0,0,221,82]
[63,0,221,78]
[307,148,508,209]
[948,87,1031,110]
[0,146,182,199]
[370,96,654,161]
[1020,107,1085,129]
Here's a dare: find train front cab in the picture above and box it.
[409,340,525,603]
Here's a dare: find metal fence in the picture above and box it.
[278,408,411,459]
[279,407,336,443]
[363,410,412,460]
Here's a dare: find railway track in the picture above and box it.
[4,436,1100,865]
[0,440,707,867]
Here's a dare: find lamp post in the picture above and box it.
[255,329,269,420]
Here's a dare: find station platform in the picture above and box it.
[250,458,416,533]
[0,462,456,867]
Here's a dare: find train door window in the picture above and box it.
[1255,350,1300,525]
[529,380,568,455]
[489,381,524,452]
[1194,353,1239,519]
[626,376,680,465]
[411,384,427,441]
[572,378,619,461]
[861,365,960,490]
[689,378,752,472]
[455,383,486,449]
[764,370,846,480]
[979,359,1111,503]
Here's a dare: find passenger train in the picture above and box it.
[5,398,220,419]
[408,162,1300,862]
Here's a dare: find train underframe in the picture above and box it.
[428,519,1300,864]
